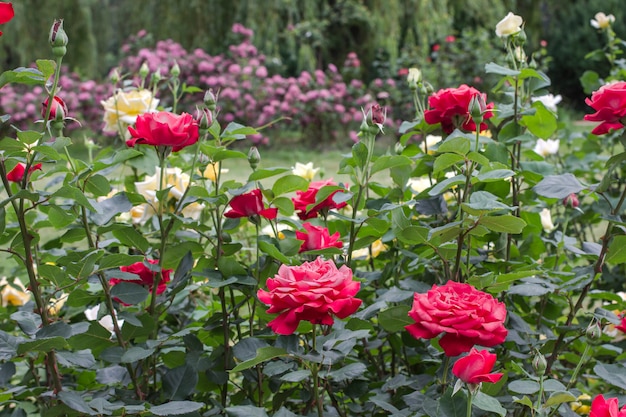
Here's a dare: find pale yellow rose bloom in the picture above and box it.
[495,12,523,37]
[202,162,229,182]
[540,208,555,233]
[101,89,159,133]
[407,68,422,84]
[570,394,591,415]
[292,162,320,181]
[420,135,442,154]
[0,277,30,307]
[407,177,432,194]
[352,239,388,260]
[132,167,205,224]
[533,139,559,157]
[48,293,68,316]
[590,12,615,30]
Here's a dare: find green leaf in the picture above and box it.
[508,379,540,394]
[433,153,464,174]
[520,104,557,139]
[112,227,150,253]
[352,141,368,170]
[150,401,204,416]
[479,215,526,233]
[606,235,626,264]
[97,254,145,271]
[326,362,367,382]
[272,174,309,196]
[224,405,269,417]
[36,59,57,81]
[533,174,585,199]
[221,122,258,138]
[280,370,311,382]
[67,322,116,356]
[429,174,466,196]
[544,391,577,407]
[58,391,98,416]
[485,62,521,76]
[474,392,506,417]
[594,363,626,389]
[121,346,156,363]
[248,167,290,181]
[16,130,43,145]
[461,191,513,216]
[110,282,149,305]
[66,289,99,307]
[378,305,412,332]
[258,240,291,264]
[476,169,515,182]
[0,67,46,88]
[231,347,288,372]
[84,174,111,197]
[217,256,247,277]
[370,155,412,175]
[163,364,199,401]
[47,205,77,229]
[17,337,67,354]
[212,149,248,162]
[437,136,470,155]
[52,185,96,211]
[56,350,96,369]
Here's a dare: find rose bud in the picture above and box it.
[563,193,580,208]
[41,96,68,121]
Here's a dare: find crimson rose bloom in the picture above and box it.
[590,395,626,417]
[41,96,68,120]
[127,111,199,152]
[452,348,503,384]
[224,188,277,221]
[109,259,171,300]
[424,84,494,134]
[584,82,626,135]
[257,257,362,335]
[7,163,42,183]
[296,222,343,252]
[405,281,507,356]
[616,315,626,333]
[0,2,14,36]
[292,179,347,220]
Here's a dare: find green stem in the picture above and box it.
[311,325,324,417]
[466,389,474,417]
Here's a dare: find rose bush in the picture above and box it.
[405,281,508,356]
[257,257,361,334]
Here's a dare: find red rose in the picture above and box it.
[590,395,626,417]
[6,162,42,183]
[563,193,580,208]
[584,82,626,135]
[616,315,626,333]
[224,188,278,221]
[109,259,172,301]
[127,111,199,152]
[397,68,409,76]
[257,257,362,335]
[405,281,508,356]
[424,84,494,134]
[0,2,14,36]
[445,35,456,43]
[41,96,68,120]
[296,222,343,252]
[452,348,503,384]
[292,179,347,220]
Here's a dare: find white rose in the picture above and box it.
[531,94,562,112]
[590,12,615,30]
[292,162,320,181]
[540,208,555,233]
[495,12,523,37]
[533,139,560,157]
[85,304,124,336]
[420,135,442,154]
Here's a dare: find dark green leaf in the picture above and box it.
[110,282,149,305]
[272,174,309,196]
[17,337,67,354]
[231,347,288,372]
[58,391,98,416]
[378,305,412,332]
[112,227,150,253]
[163,364,199,400]
[150,401,204,416]
[479,215,526,233]
[533,174,585,199]
[474,392,506,417]
[120,346,156,363]
[594,363,626,389]
[485,62,521,76]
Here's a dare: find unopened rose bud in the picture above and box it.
[248,146,261,170]
[49,19,68,58]
[109,68,120,84]
[532,351,547,376]
[407,67,422,90]
[586,321,602,342]
[198,108,213,131]
[563,193,580,208]
[370,103,385,126]
[41,96,68,121]
[139,62,150,79]
[394,142,405,155]
[170,61,180,77]
[152,69,163,83]
[204,89,217,111]
[468,94,487,124]
[514,29,527,46]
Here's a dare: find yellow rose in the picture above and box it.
[292,162,320,181]
[0,277,30,307]
[590,12,615,30]
[495,12,523,37]
[48,293,68,316]
[202,162,229,182]
[101,89,159,133]
[352,239,388,260]
[570,394,591,415]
